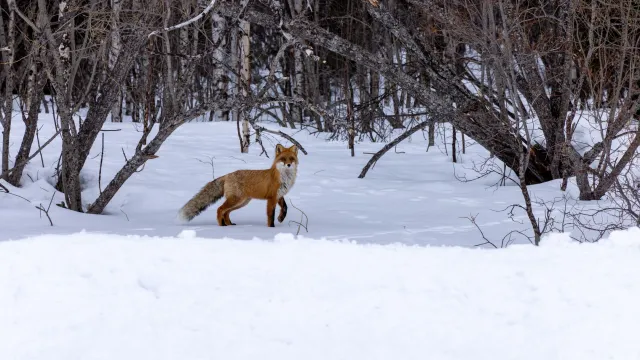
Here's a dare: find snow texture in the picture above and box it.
[0,112,607,245]
[1,228,640,359]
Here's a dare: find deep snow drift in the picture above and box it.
[1,228,640,360]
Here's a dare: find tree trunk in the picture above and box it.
[452,125,457,163]
[211,12,229,121]
[239,0,251,153]
[8,47,46,186]
[427,122,435,149]
[0,0,16,179]
[111,90,123,122]
[109,0,123,123]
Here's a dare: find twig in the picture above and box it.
[287,199,309,235]
[99,133,105,194]
[253,125,308,155]
[148,0,218,38]
[229,156,246,163]
[35,191,56,226]
[121,209,130,221]
[2,129,62,177]
[254,129,270,158]
[0,183,32,203]
[463,214,498,249]
[195,156,216,179]
[36,125,45,167]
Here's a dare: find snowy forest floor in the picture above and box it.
[2,112,640,359]
[2,229,640,359]
[0,114,593,246]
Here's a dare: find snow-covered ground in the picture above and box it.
[3,106,640,359]
[1,111,588,246]
[2,228,640,360]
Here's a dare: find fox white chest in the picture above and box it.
[276,165,297,198]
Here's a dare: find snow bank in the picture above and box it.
[2,228,640,359]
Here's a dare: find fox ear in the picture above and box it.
[275,144,284,155]
[289,145,298,154]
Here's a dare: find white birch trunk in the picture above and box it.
[229,24,238,124]
[211,12,228,121]
[287,0,305,126]
[239,0,251,153]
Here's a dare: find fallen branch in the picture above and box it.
[253,125,308,155]
[0,182,32,203]
[358,119,430,178]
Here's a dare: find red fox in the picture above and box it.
[177,144,299,227]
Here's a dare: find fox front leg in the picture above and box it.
[266,197,277,227]
[277,197,287,223]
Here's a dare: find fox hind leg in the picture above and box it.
[217,197,241,226]
[224,198,250,225]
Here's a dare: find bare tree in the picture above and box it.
[0,0,16,179]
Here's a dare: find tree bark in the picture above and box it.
[239,0,251,153]
[7,46,47,186]
[211,11,229,121]
[1,0,16,179]
[359,119,431,178]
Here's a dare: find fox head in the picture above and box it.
[274,144,299,170]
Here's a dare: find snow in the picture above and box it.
[1,228,640,359]
[0,109,601,245]
[2,101,640,359]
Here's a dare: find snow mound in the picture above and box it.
[1,228,640,359]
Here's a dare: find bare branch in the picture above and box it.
[252,125,309,155]
[148,0,218,38]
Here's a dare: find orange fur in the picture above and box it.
[177,144,299,227]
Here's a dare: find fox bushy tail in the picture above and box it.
[177,177,225,222]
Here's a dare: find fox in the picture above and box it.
[177,144,299,227]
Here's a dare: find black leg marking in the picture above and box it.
[269,208,275,227]
[220,218,227,226]
[278,198,288,223]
